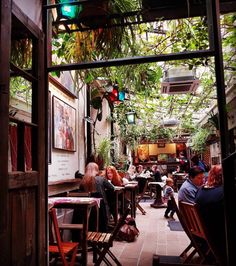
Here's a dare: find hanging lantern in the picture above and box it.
[57,0,82,20]
[126,111,136,125]
[108,84,119,103]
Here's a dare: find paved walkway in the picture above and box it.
[87,198,190,266]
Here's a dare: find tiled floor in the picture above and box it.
[87,198,190,266]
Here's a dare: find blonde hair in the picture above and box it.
[81,162,99,192]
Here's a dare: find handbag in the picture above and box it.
[116,217,139,242]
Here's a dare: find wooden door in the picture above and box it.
[0,1,46,265]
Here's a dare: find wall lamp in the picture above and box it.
[126,111,136,125]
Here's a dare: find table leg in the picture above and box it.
[81,207,89,266]
[150,185,166,208]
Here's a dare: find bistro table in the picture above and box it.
[48,196,100,266]
[148,181,167,208]
[124,182,138,218]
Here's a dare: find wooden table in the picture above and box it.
[114,186,125,224]
[48,197,100,266]
[124,182,138,218]
[148,182,167,208]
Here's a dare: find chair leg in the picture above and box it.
[94,247,111,266]
[69,246,78,266]
[107,250,122,266]
[136,203,146,215]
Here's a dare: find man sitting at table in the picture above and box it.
[178,166,204,203]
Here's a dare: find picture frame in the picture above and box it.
[52,96,76,151]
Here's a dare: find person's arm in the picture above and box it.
[103,177,115,190]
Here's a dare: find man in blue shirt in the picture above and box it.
[178,166,204,203]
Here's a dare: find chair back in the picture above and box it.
[179,201,207,240]
[171,196,192,239]
[109,207,130,244]
[49,208,63,248]
[179,201,220,264]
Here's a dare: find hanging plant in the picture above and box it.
[190,127,211,153]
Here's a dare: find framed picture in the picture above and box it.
[137,144,149,162]
[53,96,76,151]
[158,143,165,148]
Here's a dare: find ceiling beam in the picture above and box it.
[48,50,214,72]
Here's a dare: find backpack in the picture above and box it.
[116,216,139,242]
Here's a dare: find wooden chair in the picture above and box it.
[179,201,220,265]
[87,207,130,266]
[170,196,199,263]
[136,177,148,215]
[59,192,91,240]
[49,208,79,266]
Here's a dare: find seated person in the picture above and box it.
[161,171,168,182]
[136,164,146,177]
[105,166,128,221]
[178,166,204,203]
[151,164,162,182]
[194,165,226,265]
[72,162,115,236]
[125,164,137,180]
[105,166,124,186]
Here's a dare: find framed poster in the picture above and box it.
[53,96,76,151]
[137,144,149,162]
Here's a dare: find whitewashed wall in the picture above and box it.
[14,0,42,29]
[48,81,86,181]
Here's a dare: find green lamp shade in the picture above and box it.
[59,0,82,19]
[126,111,136,125]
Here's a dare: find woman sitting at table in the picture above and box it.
[72,162,115,234]
[105,166,128,222]
[125,164,137,180]
[105,166,124,186]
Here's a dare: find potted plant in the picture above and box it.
[95,138,112,169]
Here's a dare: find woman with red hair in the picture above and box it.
[194,165,226,265]
[105,165,123,186]
[105,166,128,222]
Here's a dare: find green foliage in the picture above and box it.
[96,138,112,167]
[190,128,211,153]
[10,77,32,104]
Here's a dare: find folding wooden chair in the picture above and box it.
[59,192,90,237]
[179,201,220,265]
[49,208,79,266]
[170,196,198,263]
[136,177,148,215]
[87,208,130,266]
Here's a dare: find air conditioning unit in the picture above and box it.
[160,68,200,94]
